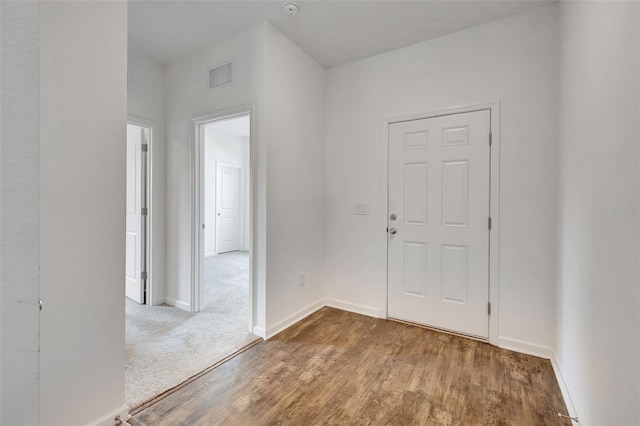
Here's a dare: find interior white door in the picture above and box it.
[125,124,145,303]
[216,164,242,254]
[387,110,491,338]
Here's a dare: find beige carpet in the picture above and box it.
[125,251,259,409]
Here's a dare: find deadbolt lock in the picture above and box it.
[390,214,397,221]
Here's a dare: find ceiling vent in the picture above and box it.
[209,62,233,89]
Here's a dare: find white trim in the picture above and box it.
[192,116,205,313]
[127,116,157,306]
[252,297,580,425]
[85,404,130,426]
[550,351,582,425]
[204,253,217,258]
[499,337,581,424]
[265,300,325,340]
[164,297,190,312]
[497,336,554,359]
[252,326,266,339]
[264,299,381,340]
[324,298,381,319]
[257,299,580,426]
[487,102,501,347]
[382,101,501,346]
[192,104,257,335]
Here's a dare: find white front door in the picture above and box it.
[387,110,491,338]
[216,164,242,254]
[125,124,145,303]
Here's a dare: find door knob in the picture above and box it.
[389,228,397,235]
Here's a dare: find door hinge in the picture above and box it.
[488,302,491,315]
[489,132,493,146]
[488,217,492,230]
[141,271,148,280]
[142,143,149,152]
[142,207,148,216]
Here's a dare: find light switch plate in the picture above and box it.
[355,203,369,215]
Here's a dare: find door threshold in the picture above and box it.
[129,337,262,415]
[387,317,488,343]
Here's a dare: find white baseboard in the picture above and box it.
[550,351,582,425]
[205,252,216,258]
[498,337,581,424]
[265,300,325,339]
[324,298,381,319]
[85,404,130,426]
[263,298,382,340]
[497,336,555,359]
[252,326,266,338]
[256,302,582,425]
[164,297,190,312]
[150,296,165,307]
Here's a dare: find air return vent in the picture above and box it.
[209,62,233,89]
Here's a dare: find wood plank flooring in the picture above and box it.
[132,307,570,426]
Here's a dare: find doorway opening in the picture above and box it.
[201,114,252,325]
[204,117,250,257]
[192,107,255,334]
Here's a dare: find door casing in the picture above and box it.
[383,102,500,346]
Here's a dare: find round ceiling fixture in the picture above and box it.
[283,2,299,15]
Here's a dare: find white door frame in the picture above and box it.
[383,101,500,346]
[191,104,255,333]
[127,115,155,306]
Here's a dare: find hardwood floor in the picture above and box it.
[132,307,570,426]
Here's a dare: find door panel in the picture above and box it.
[404,162,428,225]
[388,110,490,338]
[216,164,242,253]
[125,124,145,304]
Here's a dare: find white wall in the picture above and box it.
[263,25,327,335]
[204,123,250,255]
[556,2,640,424]
[128,51,167,305]
[2,4,637,425]
[0,1,40,423]
[164,24,268,330]
[164,22,327,335]
[324,5,559,350]
[39,2,128,425]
